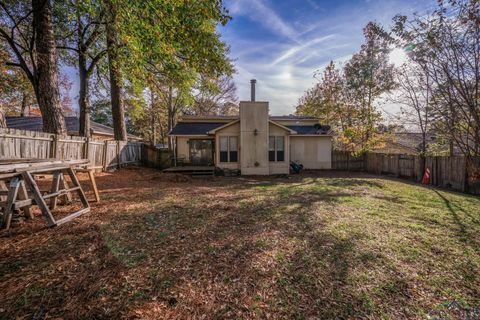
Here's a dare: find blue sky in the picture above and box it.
[219,0,437,116]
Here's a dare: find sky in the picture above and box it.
[62,0,438,118]
[219,0,438,116]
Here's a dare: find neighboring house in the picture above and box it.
[169,82,333,175]
[373,132,443,155]
[5,116,140,140]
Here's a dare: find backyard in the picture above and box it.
[0,168,479,319]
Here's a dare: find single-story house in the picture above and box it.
[169,81,333,175]
[5,116,139,140]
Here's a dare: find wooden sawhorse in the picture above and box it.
[0,165,90,229]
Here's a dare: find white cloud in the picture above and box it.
[271,34,336,66]
[228,0,298,41]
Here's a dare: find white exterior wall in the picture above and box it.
[290,136,332,169]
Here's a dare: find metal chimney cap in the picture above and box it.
[250,79,257,102]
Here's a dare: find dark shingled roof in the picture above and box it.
[169,121,332,136]
[169,122,227,135]
[5,116,137,138]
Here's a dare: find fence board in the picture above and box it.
[332,151,364,171]
[333,150,479,195]
[142,145,172,169]
[0,128,143,171]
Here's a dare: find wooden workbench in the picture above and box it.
[0,159,93,229]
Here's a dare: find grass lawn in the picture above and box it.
[0,168,479,319]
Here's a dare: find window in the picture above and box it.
[229,137,238,162]
[219,136,238,162]
[220,137,228,162]
[269,136,285,162]
[269,136,275,161]
[276,136,285,161]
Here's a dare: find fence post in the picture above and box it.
[102,140,108,171]
[84,137,90,161]
[117,140,121,169]
[51,134,59,159]
[396,154,400,177]
[462,156,468,193]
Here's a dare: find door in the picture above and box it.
[189,139,214,165]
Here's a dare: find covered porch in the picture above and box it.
[171,136,216,167]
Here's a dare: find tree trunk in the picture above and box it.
[78,61,91,137]
[0,110,6,128]
[106,2,127,141]
[151,113,156,146]
[20,92,28,116]
[77,4,91,138]
[150,90,156,146]
[167,86,174,150]
[32,0,67,134]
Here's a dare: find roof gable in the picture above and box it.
[206,120,240,134]
[269,120,297,134]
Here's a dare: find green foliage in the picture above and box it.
[99,0,235,141]
[343,22,395,152]
[296,61,345,127]
[113,0,233,86]
[297,23,395,153]
[90,99,112,126]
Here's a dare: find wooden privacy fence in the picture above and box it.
[333,151,480,195]
[332,152,365,171]
[141,145,172,170]
[0,128,142,170]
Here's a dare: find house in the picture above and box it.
[373,132,445,155]
[5,116,140,140]
[168,80,333,175]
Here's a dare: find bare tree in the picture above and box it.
[394,63,432,155]
[193,75,238,115]
[392,0,480,156]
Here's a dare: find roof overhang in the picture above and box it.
[168,134,211,137]
[179,115,239,122]
[290,134,334,137]
[269,120,297,134]
[206,120,240,134]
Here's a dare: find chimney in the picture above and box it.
[250,79,256,102]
